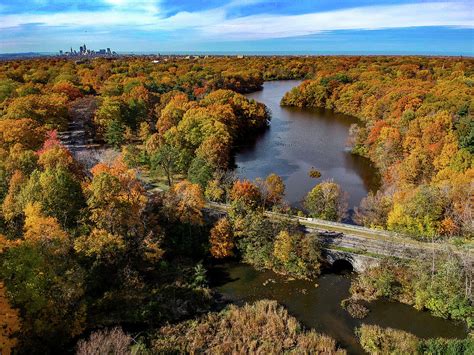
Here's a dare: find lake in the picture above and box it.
[236,80,380,210]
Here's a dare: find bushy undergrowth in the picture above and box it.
[152,300,346,354]
[357,324,474,355]
[350,257,473,328]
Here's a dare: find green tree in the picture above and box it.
[150,144,179,186]
[0,244,86,352]
[20,167,85,228]
[105,119,126,148]
[387,185,446,238]
[187,157,213,189]
[304,180,347,221]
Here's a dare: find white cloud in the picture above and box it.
[203,2,474,39]
[0,1,472,40]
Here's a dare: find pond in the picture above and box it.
[236,80,380,210]
[210,263,468,354]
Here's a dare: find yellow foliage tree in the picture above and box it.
[209,218,234,258]
[87,158,147,236]
[23,202,69,254]
[205,178,225,202]
[273,230,294,263]
[74,228,125,261]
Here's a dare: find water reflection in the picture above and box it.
[237,81,380,209]
[211,263,467,355]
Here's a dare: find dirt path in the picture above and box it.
[59,96,119,169]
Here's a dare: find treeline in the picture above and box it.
[281,56,473,240]
[0,55,324,353]
[1,55,472,352]
[349,255,473,329]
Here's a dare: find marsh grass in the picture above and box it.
[153,300,346,354]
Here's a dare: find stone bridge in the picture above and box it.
[205,202,473,273]
[322,249,379,273]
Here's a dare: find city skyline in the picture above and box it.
[0,0,473,55]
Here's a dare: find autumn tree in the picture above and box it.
[273,230,294,263]
[230,180,261,207]
[164,180,205,225]
[387,185,446,238]
[23,202,69,254]
[205,177,226,202]
[156,93,190,135]
[304,180,348,221]
[74,228,125,263]
[3,94,69,130]
[209,217,234,258]
[0,242,86,352]
[52,81,83,101]
[0,118,45,151]
[0,281,21,354]
[272,230,321,279]
[20,166,85,228]
[2,170,27,224]
[257,173,285,208]
[87,158,147,236]
[37,130,82,175]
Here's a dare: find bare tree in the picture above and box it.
[76,327,132,355]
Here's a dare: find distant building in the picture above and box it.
[60,44,117,58]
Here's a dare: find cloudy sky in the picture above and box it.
[1,0,473,54]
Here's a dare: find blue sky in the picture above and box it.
[1,0,473,55]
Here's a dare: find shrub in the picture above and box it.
[153,300,346,354]
[356,324,419,354]
[76,327,132,355]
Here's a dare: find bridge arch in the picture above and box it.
[322,249,379,273]
[331,259,354,273]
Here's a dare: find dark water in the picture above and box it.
[211,263,467,354]
[237,80,379,208]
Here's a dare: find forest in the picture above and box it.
[281,57,473,240]
[0,55,472,353]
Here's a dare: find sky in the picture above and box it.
[1,0,473,55]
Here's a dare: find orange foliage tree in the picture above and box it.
[0,281,21,355]
[164,180,205,225]
[209,217,234,258]
[230,180,261,206]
